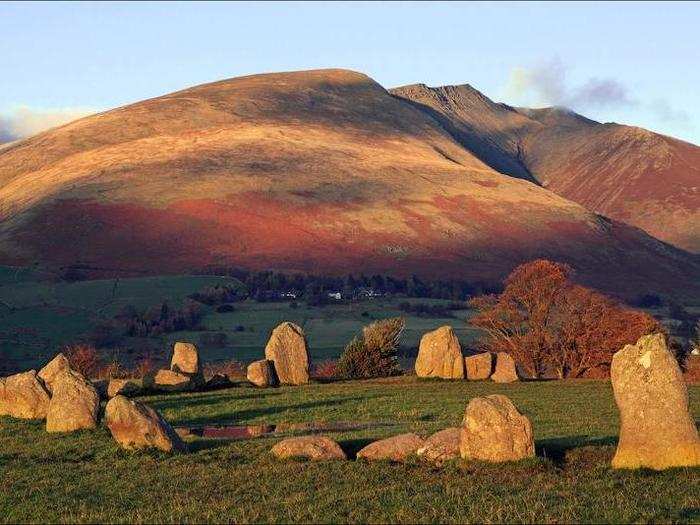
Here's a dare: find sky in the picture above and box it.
[1,1,699,143]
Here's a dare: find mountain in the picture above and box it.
[390,83,700,253]
[0,69,697,298]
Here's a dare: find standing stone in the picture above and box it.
[460,394,534,462]
[416,428,461,463]
[490,352,518,383]
[247,359,279,387]
[264,322,309,385]
[0,370,50,419]
[356,433,425,462]
[465,352,494,380]
[105,395,186,453]
[415,326,465,379]
[171,342,199,375]
[611,333,700,469]
[46,369,100,432]
[38,353,70,393]
[271,436,346,460]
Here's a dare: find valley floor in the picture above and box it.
[1,377,698,523]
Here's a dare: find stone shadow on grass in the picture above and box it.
[167,396,369,427]
[536,435,617,466]
[337,438,377,459]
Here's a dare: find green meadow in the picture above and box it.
[1,378,699,523]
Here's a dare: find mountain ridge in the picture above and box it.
[391,82,700,253]
[0,68,697,298]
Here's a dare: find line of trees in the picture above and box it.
[192,266,502,302]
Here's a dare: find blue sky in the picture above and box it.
[1,1,699,143]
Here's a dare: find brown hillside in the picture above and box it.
[0,69,697,297]
[391,84,700,253]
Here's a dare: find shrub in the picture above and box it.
[203,360,245,380]
[336,317,405,379]
[188,284,243,306]
[63,343,102,378]
[311,359,338,382]
[94,360,128,380]
[131,356,156,379]
[469,259,661,379]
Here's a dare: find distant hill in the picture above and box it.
[0,69,697,298]
[391,83,700,253]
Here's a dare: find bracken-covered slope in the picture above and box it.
[391,83,700,253]
[0,69,697,297]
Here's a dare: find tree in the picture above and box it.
[336,317,405,379]
[469,260,571,378]
[469,259,661,379]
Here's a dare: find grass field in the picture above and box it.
[0,268,481,372]
[1,378,698,523]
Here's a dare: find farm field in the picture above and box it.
[1,378,698,523]
[0,269,480,372]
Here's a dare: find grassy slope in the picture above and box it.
[1,378,698,523]
[0,273,246,370]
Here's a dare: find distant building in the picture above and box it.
[356,287,382,298]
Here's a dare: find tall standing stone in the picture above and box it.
[611,333,700,469]
[460,394,534,462]
[415,326,465,379]
[490,352,519,383]
[46,369,100,432]
[0,370,50,419]
[264,322,309,385]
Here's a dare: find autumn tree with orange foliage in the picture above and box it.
[469,260,661,379]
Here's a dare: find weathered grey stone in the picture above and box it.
[465,352,493,380]
[611,333,700,469]
[105,395,185,453]
[247,359,278,387]
[460,394,534,462]
[264,322,309,385]
[490,352,518,383]
[416,427,461,463]
[415,326,464,379]
[271,436,346,460]
[357,433,425,462]
[0,370,50,419]
[46,369,100,432]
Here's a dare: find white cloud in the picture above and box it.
[0,106,98,143]
[502,58,634,110]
